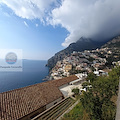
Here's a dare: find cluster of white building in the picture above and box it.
[59,73,88,97]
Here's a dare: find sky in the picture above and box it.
[0,0,120,60]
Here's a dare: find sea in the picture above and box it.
[0,60,49,93]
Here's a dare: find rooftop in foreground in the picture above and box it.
[0,75,78,120]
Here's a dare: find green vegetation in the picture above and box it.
[86,72,96,82]
[62,102,90,120]
[81,66,120,120]
[72,88,80,96]
[62,66,120,120]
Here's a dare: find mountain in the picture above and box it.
[47,37,106,69]
[102,36,120,48]
[101,36,120,66]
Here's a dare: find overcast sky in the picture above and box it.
[0,0,120,60]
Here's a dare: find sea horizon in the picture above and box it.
[0,60,49,93]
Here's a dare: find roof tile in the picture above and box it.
[0,75,78,120]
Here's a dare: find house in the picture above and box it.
[64,64,72,72]
[94,70,100,76]
[0,75,78,120]
[59,73,87,98]
[94,70,108,76]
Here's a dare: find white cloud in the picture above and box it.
[0,0,58,21]
[24,21,28,27]
[50,0,120,47]
[1,0,120,47]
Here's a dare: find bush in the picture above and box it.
[72,88,79,95]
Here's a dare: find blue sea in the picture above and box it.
[0,60,49,93]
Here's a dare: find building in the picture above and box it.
[64,64,72,72]
[94,70,108,76]
[0,75,78,120]
[59,73,87,97]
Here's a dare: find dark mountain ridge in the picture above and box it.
[47,37,107,69]
[102,36,120,48]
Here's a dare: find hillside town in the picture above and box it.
[50,37,120,80]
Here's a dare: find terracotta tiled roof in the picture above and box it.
[48,75,78,87]
[0,75,78,120]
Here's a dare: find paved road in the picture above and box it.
[115,78,120,120]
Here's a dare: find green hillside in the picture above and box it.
[62,66,120,120]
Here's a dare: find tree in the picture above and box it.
[72,88,79,95]
[87,72,96,83]
[80,67,120,120]
[82,82,91,91]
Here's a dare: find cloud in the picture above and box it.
[24,21,28,27]
[0,0,58,21]
[50,0,120,47]
[1,0,120,47]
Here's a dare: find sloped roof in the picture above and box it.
[0,75,78,120]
